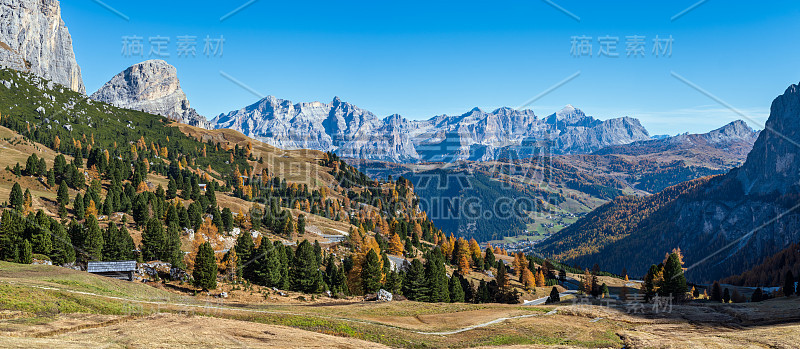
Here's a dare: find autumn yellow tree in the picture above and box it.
[521,267,536,290]
[389,232,404,255]
[469,238,481,257]
[457,253,471,276]
[53,135,61,150]
[85,200,98,218]
[535,269,546,288]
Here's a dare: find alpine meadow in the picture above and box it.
[1,1,800,348]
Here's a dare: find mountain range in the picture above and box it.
[539,82,800,282]
[212,96,653,163]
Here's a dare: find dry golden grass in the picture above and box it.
[176,124,336,190]
[0,313,389,349]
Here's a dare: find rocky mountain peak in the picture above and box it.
[738,82,800,195]
[546,104,591,126]
[90,59,210,129]
[0,0,84,93]
[703,120,759,144]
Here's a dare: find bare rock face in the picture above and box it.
[90,60,210,129]
[212,96,420,163]
[214,98,651,163]
[0,0,84,93]
[738,83,800,196]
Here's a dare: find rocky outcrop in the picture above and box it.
[214,98,651,163]
[738,84,800,196]
[90,60,210,128]
[0,0,84,93]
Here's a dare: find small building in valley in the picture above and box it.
[87,260,136,281]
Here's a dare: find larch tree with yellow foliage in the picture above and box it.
[389,232,404,255]
[521,267,536,290]
[535,269,546,287]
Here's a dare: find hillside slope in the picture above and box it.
[539,82,800,282]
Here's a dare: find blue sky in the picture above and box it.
[62,0,800,135]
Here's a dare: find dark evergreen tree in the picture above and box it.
[361,249,383,294]
[234,231,255,266]
[253,241,282,287]
[484,247,495,267]
[141,218,165,262]
[384,270,403,295]
[49,221,75,265]
[546,286,561,303]
[751,287,763,302]
[710,281,722,302]
[402,258,428,301]
[221,207,233,232]
[165,223,183,267]
[83,214,103,261]
[9,182,23,211]
[291,240,323,293]
[660,252,687,300]
[476,280,491,303]
[723,288,731,303]
[297,214,306,235]
[425,248,450,302]
[18,239,32,264]
[449,275,465,303]
[193,241,217,290]
[784,270,795,297]
[57,181,69,217]
[74,193,85,219]
[167,178,177,199]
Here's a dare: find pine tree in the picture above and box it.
[49,221,75,265]
[361,249,382,294]
[74,193,85,219]
[710,281,722,302]
[29,211,52,255]
[449,275,465,303]
[297,214,306,235]
[546,286,560,303]
[784,270,795,297]
[165,223,183,267]
[141,218,165,262]
[254,241,282,287]
[384,270,403,295]
[660,252,687,300]
[221,208,233,232]
[9,182,23,211]
[18,239,32,264]
[426,248,450,303]
[723,288,731,303]
[83,214,103,261]
[167,178,177,199]
[496,263,511,295]
[484,246,495,267]
[751,287,763,302]
[193,241,217,290]
[57,181,69,217]
[600,283,610,297]
[234,231,255,266]
[402,259,428,301]
[476,280,490,303]
[291,240,324,293]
